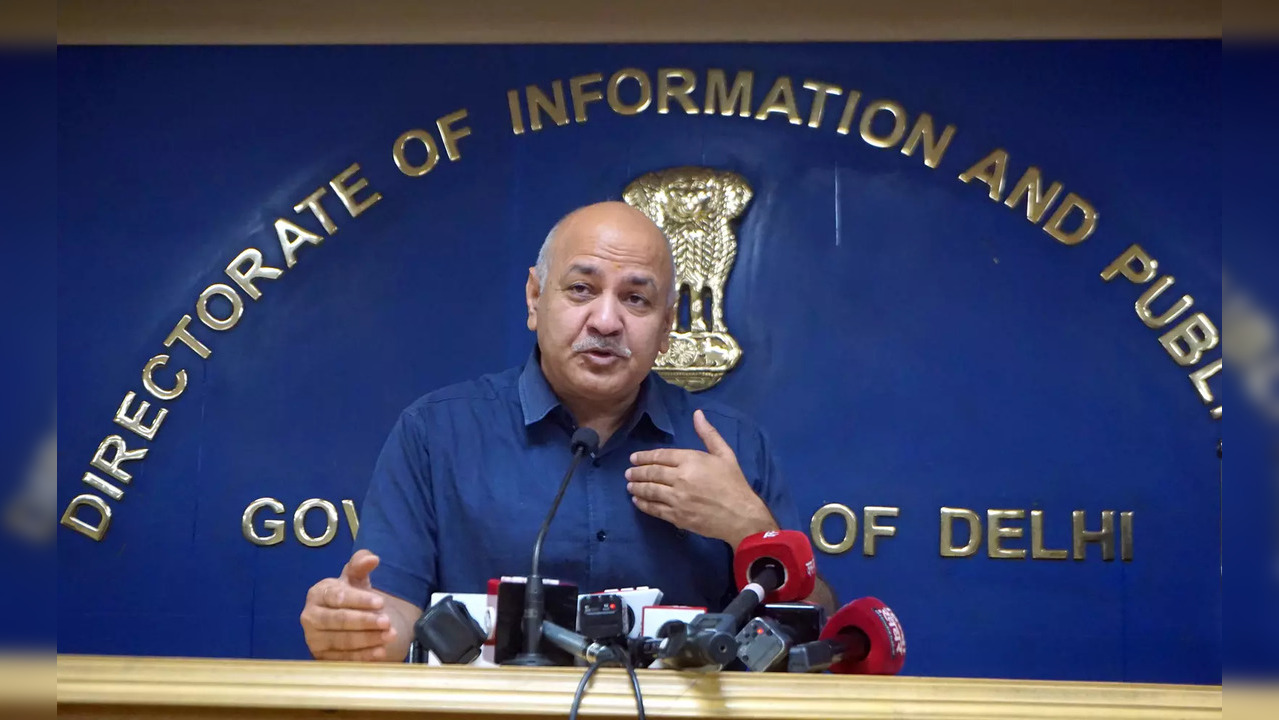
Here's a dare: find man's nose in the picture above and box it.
[587,295,624,335]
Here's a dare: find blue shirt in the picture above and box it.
[356,348,802,611]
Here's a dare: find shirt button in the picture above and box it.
[596,530,607,542]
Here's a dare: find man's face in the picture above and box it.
[526,206,674,406]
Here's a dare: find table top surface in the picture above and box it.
[51,653,1223,720]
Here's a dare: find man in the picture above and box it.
[300,201,834,661]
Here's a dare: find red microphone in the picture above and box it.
[732,530,818,604]
[787,597,906,674]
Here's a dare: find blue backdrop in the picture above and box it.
[57,41,1221,683]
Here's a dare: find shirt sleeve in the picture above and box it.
[354,407,439,609]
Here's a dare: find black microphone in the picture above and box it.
[658,530,816,670]
[541,619,626,665]
[412,596,487,664]
[504,427,600,666]
[653,569,786,670]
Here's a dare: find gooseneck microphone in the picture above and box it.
[505,427,600,666]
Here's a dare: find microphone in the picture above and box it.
[658,529,817,670]
[504,427,600,666]
[541,619,627,665]
[787,597,906,674]
[731,530,818,606]
[412,596,488,665]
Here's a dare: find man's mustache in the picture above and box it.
[573,335,633,358]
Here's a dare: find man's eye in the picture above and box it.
[568,284,592,296]
[628,294,651,306]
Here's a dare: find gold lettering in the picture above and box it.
[704,69,753,117]
[1120,512,1134,561]
[90,435,147,484]
[1002,166,1063,223]
[657,68,696,114]
[1159,312,1220,367]
[940,507,980,557]
[342,499,360,540]
[834,90,863,135]
[243,497,286,546]
[196,283,244,332]
[507,89,526,135]
[329,162,383,216]
[609,68,653,115]
[392,129,440,177]
[113,391,166,441]
[1101,243,1158,284]
[1072,510,1116,561]
[863,506,899,556]
[958,149,1009,201]
[527,80,569,130]
[1135,276,1193,329]
[1043,192,1097,245]
[293,187,338,235]
[1190,358,1223,415]
[987,509,1026,559]
[859,99,907,148]
[570,74,604,123]
[1030,510,1068,560]
[809,503,857,554]
[900,112,956,169]
[163,315,211,359]
[801,79,842,129]
[142,354,187,401]
[225,248,283,301]
[275,218,323,268]
[754,76,803,125]
[81,472,124,502]
[436,109,472,162]
[294,499,339,548]
[60,494,111,542]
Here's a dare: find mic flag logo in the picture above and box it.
[875,605,906,658]
[623,167,753,392]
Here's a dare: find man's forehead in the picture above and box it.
[552,225,668,270]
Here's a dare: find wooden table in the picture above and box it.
[56,654,1222,719]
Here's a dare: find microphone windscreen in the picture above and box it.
[570,427,600,455]
[820,596,906,675]
[733,530,817,602]
[413,597,486,665]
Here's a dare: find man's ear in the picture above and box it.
[658,299,676,353]
[525,268,540,331]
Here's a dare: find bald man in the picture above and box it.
[300,202,833,662]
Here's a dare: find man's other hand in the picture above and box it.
[626,409,777,547]
[300,549,401,661]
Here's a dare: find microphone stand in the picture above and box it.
[505,428,599,666]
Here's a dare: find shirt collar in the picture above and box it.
[518,347,561,427]
[518,346,675,438]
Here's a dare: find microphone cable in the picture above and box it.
[566,643,646,720]
[621,646,647,720]
[568,658,604,720]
